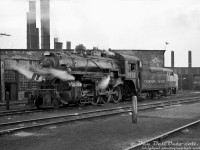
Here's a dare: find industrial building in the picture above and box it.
[111,49,165,67]
[0,0,200,102]
[169,51,200,90]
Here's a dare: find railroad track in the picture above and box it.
[0,96,200,136]
[124,119,200,150]
[0,96,200,117]
[0,109,42,117]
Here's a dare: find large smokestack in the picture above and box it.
[171,51,174,68]
[54,38,58,49]
[188,51,192,68]
[40,0,50,49]
[55,42,63,50]
[27,0,39,49]
[66,41,71,50]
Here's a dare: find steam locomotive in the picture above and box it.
[27,49,178,109]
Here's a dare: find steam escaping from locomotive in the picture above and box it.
[107,51,115,56]
[13,64,33,79]
[13,63,44,82]
[12,62,75,82]
[97,75,111,90]
[35,67,75,81]
[114,78,123,87]
[36,67,50,75]
[48,68,75,81]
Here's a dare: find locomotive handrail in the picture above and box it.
[26,89,56,91]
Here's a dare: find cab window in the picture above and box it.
[129,63,136,71]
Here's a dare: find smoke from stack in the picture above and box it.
[40,0,50,49]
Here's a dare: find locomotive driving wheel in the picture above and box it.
[112,86,122,103]
[97,95,108,104]
[91,96,100,105]
[77,97,87,107]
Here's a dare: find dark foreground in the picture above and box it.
[1,100,200,150]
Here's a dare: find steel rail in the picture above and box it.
[124,119,200,150]
[0,96,200,117]
[0,109,42,117]
[0,97,200,136]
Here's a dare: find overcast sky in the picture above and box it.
[0,0,200,67]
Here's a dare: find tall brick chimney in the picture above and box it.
[40,0,50,49]
[188,51,192,68]
[171,51,174,68]
[66,41,71,50]
[27,0,39,49]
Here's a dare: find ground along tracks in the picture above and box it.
[0,109,42,117]
[1,96,200,117]
[124,119,200,150]
[0,96,200,136]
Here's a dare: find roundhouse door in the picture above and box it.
[10,83,17,101]
[5,83,17,101]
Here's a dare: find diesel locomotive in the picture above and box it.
[27,49,178,109]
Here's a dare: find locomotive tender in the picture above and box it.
[28,50,178,109]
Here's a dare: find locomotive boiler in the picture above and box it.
[26,49,178,109]
[28,50,139,108]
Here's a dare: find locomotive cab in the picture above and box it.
[113,53,141,100]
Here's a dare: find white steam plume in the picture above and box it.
[97,75,110,90]
[34,68,75,81]
[13,63,44,82]
[13,64,33,79]
[36,68,50,75]
[48,68,75,81]
[107,51,115,56]
[12,63,75,81]
[114,78,123,87]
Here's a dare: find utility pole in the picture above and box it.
[0,33,11,102]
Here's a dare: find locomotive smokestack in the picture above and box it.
[40,0,50,49]
[171,51,174,68]
[188,51,192,68]
[66,41,71,50]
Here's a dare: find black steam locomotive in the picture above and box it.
[28,49,178,109]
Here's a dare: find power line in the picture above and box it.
[0,33,11,36]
